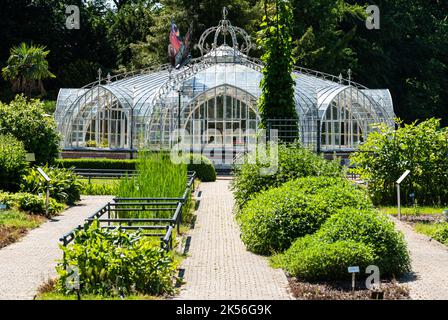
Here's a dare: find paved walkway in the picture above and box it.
[176,178,292,300]
[0,196,113,300]
[393,217,448,300]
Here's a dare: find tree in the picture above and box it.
[257,0,298,139]
[1,43,55,97]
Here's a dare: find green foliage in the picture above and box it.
[0,134,28,192]
[431,224,448,246]
[350,118,448,205]
[56,158,137,170]
[21,165,83,205]
[231,142,343,209]
[314,208,411,276]
[56,220,177,297]
[257,0,298,129]
[238,176,372,255]
[0,95,60,165]
[1,42,55,96]
[117,151,187,199]
[183,154,216,182]
[280,236,375,281]
[0,192,65,216]
[80,180,118,196]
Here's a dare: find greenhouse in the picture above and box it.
[55,9,395,160]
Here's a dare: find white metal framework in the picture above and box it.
[55,9,395,154]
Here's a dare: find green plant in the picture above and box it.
[0,95,60,164]
[56,220,177,297]
[0,192,65,215]
[1,43,55,96]
[231,142,343,209]
[182,154,216,182]
[0,134,28,192]
[117,151,190,218]
[350,118,448,206]
[80,180,118,196]
[85,140,98,148]
[257,0,298,137]
[432,223,448,245]
[279,236,375,281]
[238,176,371,255]
[21,165,83,205]
[309,208,411,276]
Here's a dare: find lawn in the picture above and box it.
[377,206,446,216]
[35,292,159,300]
[0,210,46,248]
[414,222,448,246]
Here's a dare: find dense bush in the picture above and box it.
[280,236,375,281]
[0,134,28,191]
[238,176,372,255]
[183,154,216,182]
[315,208,411,276]
[432,223,448,246]
[0,95,60,164]
[350,118,448,205]
[21,165,83,205]
[278,208,411,280]
[231,142,343,209]
[0,192,65,215]
[56,221,177,296]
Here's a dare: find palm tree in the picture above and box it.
[1,43,56,96]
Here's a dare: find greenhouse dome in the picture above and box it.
[55,8,395,161]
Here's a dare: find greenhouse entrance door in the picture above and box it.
[183,85,259,167]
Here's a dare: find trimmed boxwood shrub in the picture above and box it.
[183,154,216,182]
[231,142,343,209]
[57,154,217,182]
[0,134,28,192]
[277,208,411,280]
[56,158,137,170]
[0,192,65,215]
[280,236,375,281]
[238,176,372,255]
[314,208,411,276]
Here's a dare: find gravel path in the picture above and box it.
[0,196,113,300]
[175,178,293,300]
[393,217,448,300]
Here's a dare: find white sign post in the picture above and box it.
[348,266,360,293]
[396,170,411,220]
[37,167,51,218]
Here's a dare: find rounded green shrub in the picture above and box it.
[0,95,60,165]
[314,208,411,276]
[0,134,28,191]
[238,176,372,255]
[280,236,375,281]
[185,154,217,182]
[231,142,343,209]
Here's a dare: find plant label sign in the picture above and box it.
[348,266,360,273]
[0,203,7,211]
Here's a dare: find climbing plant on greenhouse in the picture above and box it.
[257,0,298,137]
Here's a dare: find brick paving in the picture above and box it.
[175,178,293,300]
[393,216,448,300]
[0,196,113,300]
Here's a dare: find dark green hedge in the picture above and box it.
[56,155,217,182]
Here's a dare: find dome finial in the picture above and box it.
[198,7,253,57]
